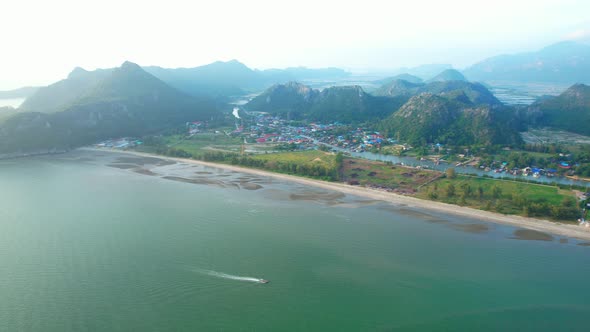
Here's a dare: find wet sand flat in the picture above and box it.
[80,148,590,242]
[108,163,139,169]
[511,229,554,241]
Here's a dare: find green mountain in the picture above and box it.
[528,83,590,135]
[0,62,219,153]
[246,82,404,123]
[375,74,423,85]
[0,86,39,99]
[388,64,453,80]
[463,41,590,84]
[427,69,466,82]
[378,93,522,146]
[19,67,113,113]
[374,79,501,105]
[244,82,318,119]
[309,86,404,123]
[373,79,423,97]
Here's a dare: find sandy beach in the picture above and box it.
[82,147,590,241]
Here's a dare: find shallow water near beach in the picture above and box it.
[1,150,589,331]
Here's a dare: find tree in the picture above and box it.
[446,167,456,179]
[492,185,502,199]
[461,183,472,197]
[446,183,456,197]
[459,193,467,205]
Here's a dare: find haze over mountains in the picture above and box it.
[1,40,589,155]
[464,41,590,84]
[144,60,349,99]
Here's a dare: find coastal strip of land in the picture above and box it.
[81,147,590,241]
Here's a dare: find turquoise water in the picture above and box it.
[0,151,589,331]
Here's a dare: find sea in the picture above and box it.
[0,150,589,331]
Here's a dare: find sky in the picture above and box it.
[2,0,590,90]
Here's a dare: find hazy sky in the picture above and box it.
[2,0,590,89]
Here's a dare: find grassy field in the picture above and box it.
[252,150,338,168]
[416,174,575,217]
[140,133,243,156]
[342,158,441,194]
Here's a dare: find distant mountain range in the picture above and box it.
[144,60,350,99]
[16,60,350,115]
[2,40,590,153]
[0,62,218,153]
[246,82,406,123]
[463,41,590,84]
[0,87,39,99]
[374,76,501,106]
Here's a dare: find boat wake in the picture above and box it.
[195,269,265,283]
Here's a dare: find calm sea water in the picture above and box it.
[0,150,589,331]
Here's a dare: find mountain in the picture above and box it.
[528,83,590,135]
[388,64,453,80]
[378,93,522,146]
[246,82,404,123]
[374,79,501,105]
[375,73,423,85]
[0,87,39,99]
[144,60,350,99]
[0,62,219,153]
[19,67,113,113]
[262,67,350,80]
[373,79,423,97]
[244,82,318,119]
[463,41,590,84]
[0,106,18,123]
[144,60,258,98]
[308,86,404,123]
[427,69,466,82]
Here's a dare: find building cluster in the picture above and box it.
[95,138,142,149]
[229,112,397,153]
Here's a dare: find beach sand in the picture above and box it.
[81,148,590,241]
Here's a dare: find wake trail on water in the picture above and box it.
[194,268,263,283]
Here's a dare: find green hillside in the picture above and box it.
[529,83,590,135]
[0,62,220,153]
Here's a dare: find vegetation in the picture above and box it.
[245,82,406,123]
[341,158,441,194]
[529,84,590,135]
[426,69,466,83]
[374,79,501,105]
[0,62,220,153]
[378,93,522,146]
[416,175,579,221]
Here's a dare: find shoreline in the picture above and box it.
[80,147,590,242]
